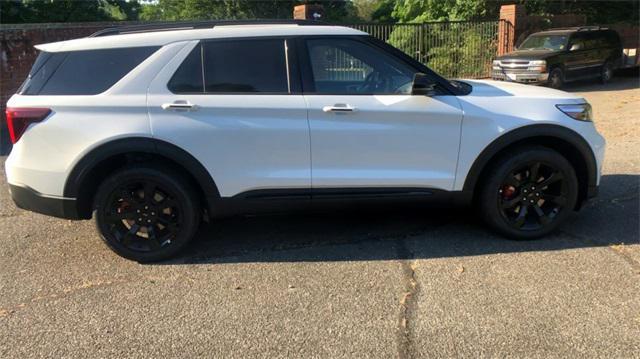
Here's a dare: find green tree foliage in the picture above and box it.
[517,0,639,25]
[390,0,489,23]
[384,1,495,78]
[139,0,358,22]
[369,0,639,24]
[0,0,141,23]
[353,0,390,21]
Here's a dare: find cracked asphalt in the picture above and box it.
[1,75,639,358]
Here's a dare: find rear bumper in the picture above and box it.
[8,183,81,219]
[492,70,549,84]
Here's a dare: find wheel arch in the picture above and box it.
[463,124,598,209]
[64,137,221,219]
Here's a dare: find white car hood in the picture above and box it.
[462,79,584,102]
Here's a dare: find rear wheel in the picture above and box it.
[478,147,578,239]
[548,67,564,89]
[93,165,201,262]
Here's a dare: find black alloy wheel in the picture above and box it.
[94,166,200,262]
[498,161,568,231]
[478,146,578,239]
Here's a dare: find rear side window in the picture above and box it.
[20,47,159,95]
[204,39,288,93]
[168,39,289,94]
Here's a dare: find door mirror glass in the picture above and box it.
[569,43,582,51]
[411,73,436,96]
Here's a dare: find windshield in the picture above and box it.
[519,35,568,51]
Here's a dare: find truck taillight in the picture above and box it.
[5,107,51,144]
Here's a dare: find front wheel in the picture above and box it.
[478,146,578,239]
[93,165,201,262]
[600,61,614,84]
[548,67,564,89]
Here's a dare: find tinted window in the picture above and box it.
[594,33,609,48]
[306,38,415,95]
[202,39,289,93]
[21,47,158,95]
[519,35,568,51]
[569,34,586,50]
[583,33,601,49]
[168,45,204,93]
[19,52,66,95]
[604,31,621,47]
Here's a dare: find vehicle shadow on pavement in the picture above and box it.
[562,69,639,93]
[169,174,639,265]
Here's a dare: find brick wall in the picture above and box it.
[0,22,139,154]
[498,4,526,55]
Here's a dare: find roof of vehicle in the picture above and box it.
[36,23,367,52]
[530,26,613,36]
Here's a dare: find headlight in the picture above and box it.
[528,60,547,72]
[556,103,593,122]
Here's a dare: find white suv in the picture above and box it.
[5,21,605,261]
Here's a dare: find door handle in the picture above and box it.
[161,102,198,111]
[322,104,356,113]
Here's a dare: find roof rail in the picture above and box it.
[89,19,325,37]
[547,26,609,32]
[577,25,608,31]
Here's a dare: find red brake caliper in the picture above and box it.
[501,185,516,199]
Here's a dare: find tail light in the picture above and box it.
[5,107,51,144]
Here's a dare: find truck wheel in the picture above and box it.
[478,146,578,239]
[93,165,201,262]
[600,61,614,84]
[548,67,564,89]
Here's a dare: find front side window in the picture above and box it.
[306,38,415,95]
[569,34,586,50]
[21,47,159,95]
[589,33,610,49]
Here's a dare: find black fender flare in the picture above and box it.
[64,137,221,216]
[462,124,598,200]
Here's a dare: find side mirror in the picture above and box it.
[570,43,582,51]
[411,73,436,96]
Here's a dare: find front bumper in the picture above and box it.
[491,70,549,84]
[8,183,80,219]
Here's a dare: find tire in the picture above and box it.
[477,146,578,239]
[600,61,614,84]
[93,165,201,262]
[548,67,564,89]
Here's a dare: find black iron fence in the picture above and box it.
[347,20,512,79]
